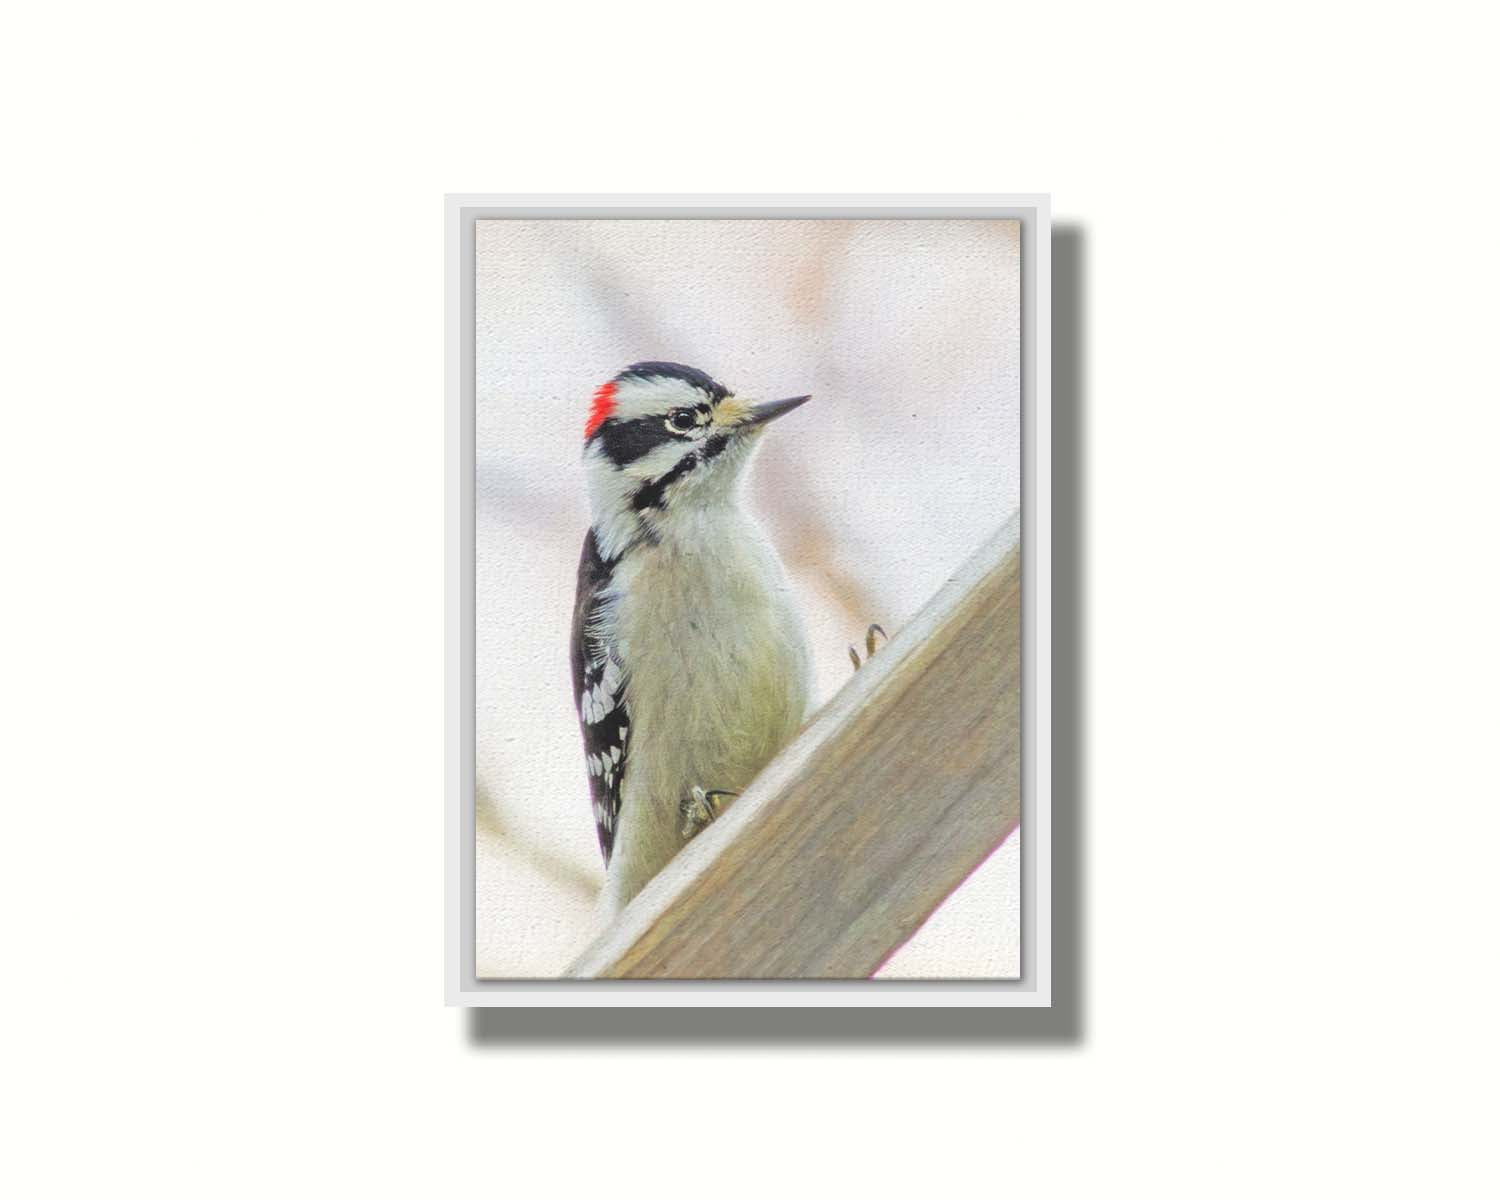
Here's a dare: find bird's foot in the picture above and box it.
[847,623,888,671]
[679,786,740,839]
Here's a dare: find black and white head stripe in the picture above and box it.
[615,361,730,403]
[588,362,730,466]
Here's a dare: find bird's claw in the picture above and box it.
[848,623,888,671]
[679,786,740,839]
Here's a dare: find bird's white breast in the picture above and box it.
[601,504,811,910]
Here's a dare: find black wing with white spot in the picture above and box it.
[571,528,629,864]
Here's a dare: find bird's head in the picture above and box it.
[581,362,810,559]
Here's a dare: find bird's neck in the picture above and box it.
[591,494,748,563]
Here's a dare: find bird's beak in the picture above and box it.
[744,394,812,427]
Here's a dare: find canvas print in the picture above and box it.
[475,218,1021,979]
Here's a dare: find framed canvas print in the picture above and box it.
[446,195,1050,1006]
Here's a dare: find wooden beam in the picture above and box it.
[567,515,1022,979]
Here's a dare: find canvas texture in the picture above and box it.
[475,219,1021,978]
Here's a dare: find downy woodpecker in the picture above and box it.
[572,362,814,918]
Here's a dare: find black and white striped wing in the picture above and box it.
[571,529,630,864]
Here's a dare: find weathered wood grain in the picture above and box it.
[567,515,1022,979]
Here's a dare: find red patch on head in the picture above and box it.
[584,380,617,440]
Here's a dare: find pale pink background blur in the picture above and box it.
[475,218,1021,977]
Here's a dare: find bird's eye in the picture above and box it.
[666,408,698,433]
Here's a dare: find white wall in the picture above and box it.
[5,4,1497,1198]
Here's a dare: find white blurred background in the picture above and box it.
[475,219,1021,977]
